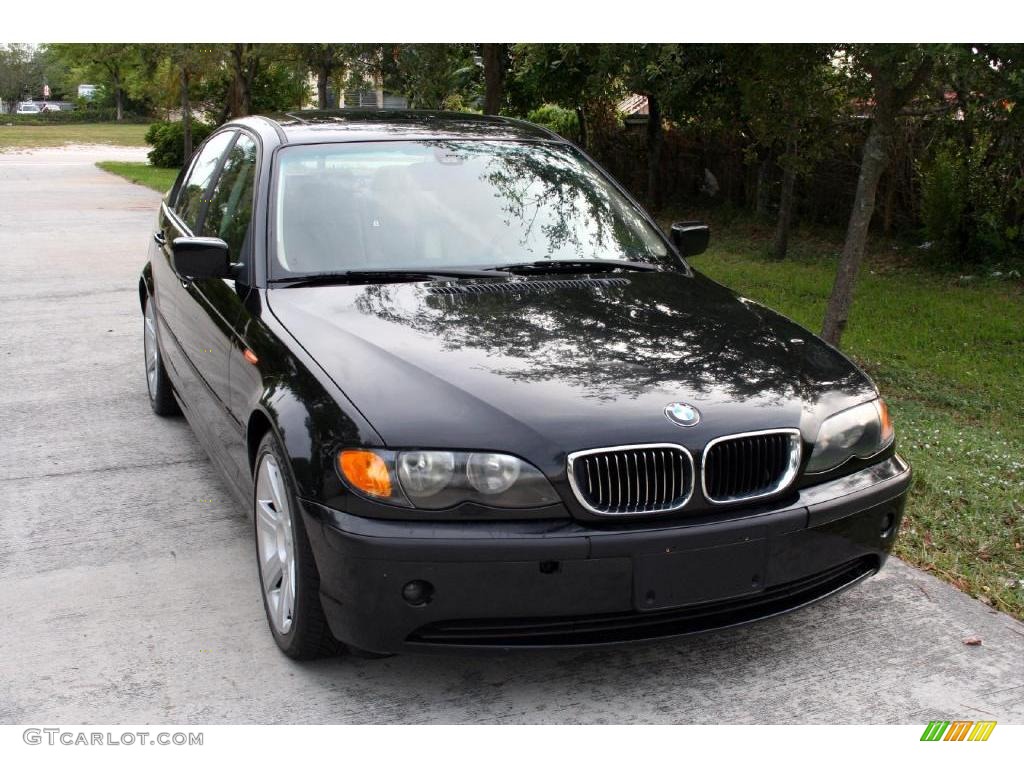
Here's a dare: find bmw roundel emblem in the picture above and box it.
[664,402,700,427]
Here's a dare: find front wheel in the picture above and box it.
[253,433,340,659]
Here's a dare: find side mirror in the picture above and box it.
[670,221,710,257]
[172,237,231,280]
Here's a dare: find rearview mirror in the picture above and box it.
[172,237,231,280]
[670,221,710,257]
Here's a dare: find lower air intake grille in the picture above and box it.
[407,556,879,647]
[702,429,801,504]
[568,444,694,515]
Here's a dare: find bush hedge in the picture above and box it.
[1,109,150,125]
[919,134,1024,267]
[145,120,215,168]
[526,104,580,143]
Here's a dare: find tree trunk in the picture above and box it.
[820,54,932,346]
[954,86,974,256]
[481,43,506,115]
[112,71,123,121]
[575,105,588,149]
[881,170,895,236]
[242,50,257,116]
[820,119,892,344]
[819,51,933,346]
[646,93,663,210]
[227,46,243,118]
[228,44,257,117]
[755,153,773,219]
[772,156,797,260]
[180,66,192,161]
[317,65,329,109]
[216,99,231,126]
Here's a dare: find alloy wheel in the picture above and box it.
[255,453,297,635]
[143,300,158,399]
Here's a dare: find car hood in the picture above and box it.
[267,271,876,463]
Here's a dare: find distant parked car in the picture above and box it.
[16,102,40,115]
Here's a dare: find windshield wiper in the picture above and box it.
[271,268,505,287]
[483,259,662,275]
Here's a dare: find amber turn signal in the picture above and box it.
[877,398,894,445]
[338,450,393,498]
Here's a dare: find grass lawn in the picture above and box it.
[0,122,151,150]
[687,218,1024,618]
[96,161,178,193]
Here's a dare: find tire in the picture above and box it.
[253,432,341,660]
[143,296,180,416]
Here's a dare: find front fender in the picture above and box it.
[242,343,384,513]
[239,290,385,512]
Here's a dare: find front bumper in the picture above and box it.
[302,456,911,654]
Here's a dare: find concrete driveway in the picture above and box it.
[1,145,1022,724]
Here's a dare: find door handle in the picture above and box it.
[153,231,166,246]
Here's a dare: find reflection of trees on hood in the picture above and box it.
[352,274,867,404]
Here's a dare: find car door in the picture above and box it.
[153,130,234,392]
[153,129,242,483]
[197,131,261,487]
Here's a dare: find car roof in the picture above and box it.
[250,109,565,146]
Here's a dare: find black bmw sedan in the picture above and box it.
[140,110,911,658]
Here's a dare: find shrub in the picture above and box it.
[526,104,580,143]
[919,144,966,259]
[2,108,149,125]
[145,120,215,168]
[919,135,1024,267]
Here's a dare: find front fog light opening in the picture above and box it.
[880,512,897,539]
[402,580,434,607]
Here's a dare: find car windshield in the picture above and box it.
[271,140,671,277]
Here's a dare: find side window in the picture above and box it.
[201,133,257,261]
[174,131,236,232]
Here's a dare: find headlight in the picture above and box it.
[338,449,559,510]
[398,451,455,497]
[805,398,895,474]
[466,452,521,494]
